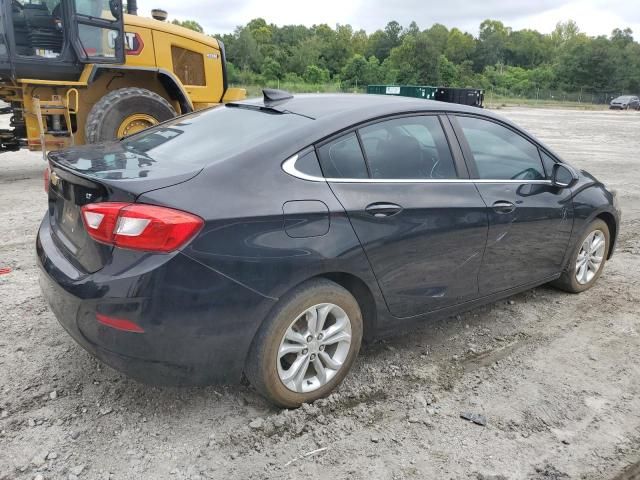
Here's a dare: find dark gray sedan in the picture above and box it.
[38,92,621,407]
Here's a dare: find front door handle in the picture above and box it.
[365,202,403,218]
[492,200,516,214]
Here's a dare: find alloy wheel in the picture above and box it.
[277,303,352,393]
[575,229,606,285]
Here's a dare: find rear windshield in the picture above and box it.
[120,106,310,166]
[53,106,311,179]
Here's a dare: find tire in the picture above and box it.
[245,279,363,408]
[85,87,177,143]
[551,219,610,293]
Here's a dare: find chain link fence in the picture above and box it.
[484,87,637,107]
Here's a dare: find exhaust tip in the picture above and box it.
[151,9,168,21]
[126,0,137,15]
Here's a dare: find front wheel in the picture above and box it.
[85,87,177,143]
[551,219,610,293]
[245,279,363,407]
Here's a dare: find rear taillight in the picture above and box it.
[80,202,203,253]
[96,313,145,333]
[44,167,50,193]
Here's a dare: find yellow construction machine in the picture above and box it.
[0,0,245,152]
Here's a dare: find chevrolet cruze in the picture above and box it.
[37,91,621,407]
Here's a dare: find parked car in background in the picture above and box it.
[38,91,621,407]
[609,95,640,110]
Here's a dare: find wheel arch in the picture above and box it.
[88,65,194,114]
[246,271,379,356]
[595,211,618,259]
[312,272,378,342]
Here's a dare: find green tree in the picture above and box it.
[366,21,404,61]
[231,27,262,72]
[475,19,510,71]
[424,24,449,55]
[551,20,581,48]
[171,19,204,33]
[261,57,282,81]
[437,55,457,85]
[341,54,369,86]
[304,65,330,84]
[445,28,475,64]
[211,16,640,98]
[287,37,322,75]
[506,29,551,68]
[611,28,634,48]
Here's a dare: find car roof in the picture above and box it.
[228,93,563,163]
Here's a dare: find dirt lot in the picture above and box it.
[1,107,639,480]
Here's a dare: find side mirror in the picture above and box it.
[551,163,578,188]
[109,0,122,20]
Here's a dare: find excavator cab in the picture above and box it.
[0,0,244,153]
[0,0,125,81]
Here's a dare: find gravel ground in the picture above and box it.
[1,107,639,480]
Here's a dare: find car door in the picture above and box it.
[319,114,488,318]
[451,114,574,295]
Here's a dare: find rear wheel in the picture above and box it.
[85,87,177,143]
[551,219,610,293]
[245,279,363,407]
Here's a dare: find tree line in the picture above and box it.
[173,18,640,95]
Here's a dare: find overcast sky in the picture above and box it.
[137,0,639,38]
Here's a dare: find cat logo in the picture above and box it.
[108,31,144,56]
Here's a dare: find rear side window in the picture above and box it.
[295,150,323,177]
[317,133,368,179]
[359,116,457,179]
[457,116,545,180]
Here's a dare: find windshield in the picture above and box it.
[614,96,632,102]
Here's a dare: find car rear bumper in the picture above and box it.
[37,216,276,385]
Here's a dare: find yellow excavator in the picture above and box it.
[0,0,245,152]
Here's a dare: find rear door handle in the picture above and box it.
[365,202,403,218]
[492,200,516,214]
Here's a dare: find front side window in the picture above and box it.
[75,0,116,20]
[457,116,545,180]
[80,24,119,58]
[72,0,124,63]
[317,133,368,179]
[540,150,557,179]
[359,116,457,179]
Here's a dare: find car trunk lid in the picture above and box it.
[47,142,203,274]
